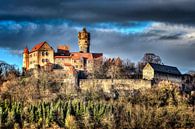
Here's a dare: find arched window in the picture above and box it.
[42,52,45,56]
[42,59,45,63]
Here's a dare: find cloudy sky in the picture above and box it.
[0,0,195,73]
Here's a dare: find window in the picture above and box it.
[42,52,45,56]
[46,59,49,62]
[46,52,48,56]
[42,59,45,63]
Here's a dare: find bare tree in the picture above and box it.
[0,61,20,84]
[142,53,163,65]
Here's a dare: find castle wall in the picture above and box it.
[154,73,182,84]
[80,79,152,92]
[55,57,71,67]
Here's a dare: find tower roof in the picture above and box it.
[82,27,87,32]
[23,47,29,54]
[57,45,70,51]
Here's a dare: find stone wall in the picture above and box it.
[79,79,152,92]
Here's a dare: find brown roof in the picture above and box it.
[23,47,29,54]
[30,41,53,53]
[71,52,93,60]
[71,52,103,60]
[57,45,70,51]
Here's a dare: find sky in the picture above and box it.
[0,0,195,73]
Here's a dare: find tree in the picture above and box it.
[0,61,20,84]
[122,59,136,79]
[135,53,163,79]
[141,53,163,65]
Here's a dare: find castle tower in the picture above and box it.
[23,47,29,71]
[78,28,90,53]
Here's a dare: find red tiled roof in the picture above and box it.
[58,45,70,51]
[23,47,29,54]
[71,52,94,60]
[70,52,103,60]
[30,41,46,52]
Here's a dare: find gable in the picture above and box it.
[143,63,154,73]
[143,63,154,80]
[39,42,53,51]
[31,41,53,52]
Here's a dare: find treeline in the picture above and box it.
[87,53,164,79]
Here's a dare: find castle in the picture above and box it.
[22,28,103,76]
[22,28,189,92]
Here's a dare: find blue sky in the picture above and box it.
[0,48,22,69]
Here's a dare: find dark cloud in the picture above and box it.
[1,0,195,24]
[0,21,79,51]
[159,33,183,40]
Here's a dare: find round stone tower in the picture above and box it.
[23,47,29,71]
[78,28,90,53]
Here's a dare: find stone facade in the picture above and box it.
[80,79,152,92]
[78,28,90,53]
